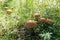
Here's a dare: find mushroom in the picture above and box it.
[39,18,46,22]
[25,20,37,28]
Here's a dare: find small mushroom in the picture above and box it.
[39,18,46,22]
[25,20,37,28]
[46,19,53,25]
[6,9,12,14]
[4,7,9,10]
[33,13,40,18]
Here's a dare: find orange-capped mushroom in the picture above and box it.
[6,9,12,14]
[39,18,46,22]
[34,13,40,18]
[47,19,53,25]
[25,20,37,28]
[4,7,9,10]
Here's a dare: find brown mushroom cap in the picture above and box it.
[34,13,40,18]
[47,19,53,25]
[25,20,37,28]
[6,9,12,14]
[4,7,9,10]
[39,18,46,22]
